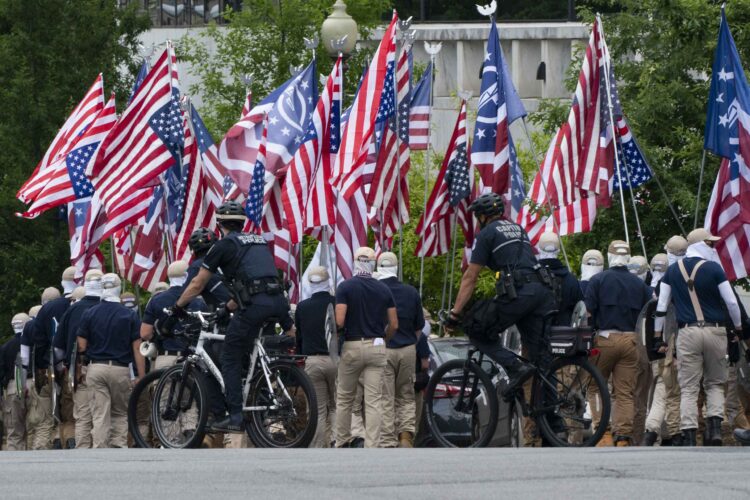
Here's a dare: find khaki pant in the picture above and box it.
[381,345,416,447]
[589,332,639,439]
[3,381,26,450]
[223,433,250,448]
[335,339,386,448]
[632,344,652,444]
[305,355,337,448]
[87,363,131,448]
[26,379,55,450]
[154,354,179,371]
[73,381,94,448]
[675,326,727,430]
[58,379,75,446]
[645,358,681,438]
[726,366,750,429]
[350,377,365,438]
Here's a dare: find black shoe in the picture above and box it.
[52,438,62,450]
[660,437,673,447]
[733,428,750,445]
[668,433,683,447]
[682,428,697,447]
[65,438,76,449]
[501,363,536,396]
[212,415,244,433]
[349,437,365,448]
[705,416,723,446]
[641,431,658,447]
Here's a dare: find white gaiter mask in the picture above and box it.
[102,285,121,303]
[61,280,76,296]
[84,279,103,298]
[376,265,398,280]
[650,272,664,287]
[309,280,332,295]
[580,264,603,281]
[607,253,630,268]
[667,252,684,266]
[169,275,188,288]
[354,259,374,277]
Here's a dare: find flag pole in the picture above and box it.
[128,227,142,318]
[329,37,347,291]
[618,141,649,260]
[394,18,413,281]
[693,149,708,230]
[419,42,442,297]
[446,211,459,312]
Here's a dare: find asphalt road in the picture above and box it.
[1,448,749,499]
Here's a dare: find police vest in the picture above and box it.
[225,232,278,283]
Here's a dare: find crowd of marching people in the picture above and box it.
[1,197,750,450]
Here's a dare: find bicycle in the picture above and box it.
[127,368,167,448]
[149,310,317,449]
[425,313,610,447]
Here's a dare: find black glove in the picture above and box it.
[156,315,179,337]
[216,303,231,325]
[439,310,461,329]
[652,338,668,355]
[167,304,188,320]
[728,335,740,364]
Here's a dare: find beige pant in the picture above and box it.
[675,326,727,430]
[632,344,652,444]
[87,363,132,448]
[589,332,639,439]
[726,365,750,429]
[73,381,94,448]
[58,379,75,446]
[223,433,250,448]
[350,377,365,438]
[3,381,26,450]
[645,358,681,438]
[381,345,416,447]
[154,354,179,371]
[335,339,386,448]
[305,355,337,448]
[26,379,55,450]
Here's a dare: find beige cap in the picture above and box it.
[608,240,630,255]
[687,227,721,245]
[354,247,376,262]
[537,232,561,252]
[11,312,31,327]
[377,251,398,268]
[664,235,688,256]
[84,268,104,282]
[102,273,121,289]
[308,266,330,283]
[650,253,669,272]
[628,255,649,275]
[41,287,61,304]
[62,266,77,281]
[152,282,169,294]
[28,305,42,318]
[582,249,604,266]
[71,286,86,301]
[167,260,189,278]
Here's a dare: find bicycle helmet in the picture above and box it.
[469,193,504,217]
[188,227,216,255]
[216,200,246,221]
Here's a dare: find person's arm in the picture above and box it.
[451,263,482,315]
[77,337,87,353]
[335,304,347,329]
[652,282,672,353]
[584,277,599,322]
[420,357,429,371]
[414,295,426,341]
[385,307,398,340]
[176,268,213,309]
[140,323,154,342]
[718,281,742,330]
[132,340,145,380]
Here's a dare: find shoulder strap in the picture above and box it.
[677,259,706,324]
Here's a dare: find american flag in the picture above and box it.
[331,12,398,200]
[18,74,105,204]
[704,8,750,280]
[472,17,526,199]
[270,229,299,304]
[131,189,169,290]
[518,18,615,244]
[87,45,182,219]
[245,116,268,228]
[128,60,150,106]
[189,104,226,216]
[408,62,432,150]
[613,118,652,190]
[18,95,117,219]
[335,189,369,280]
[68,198,104,276]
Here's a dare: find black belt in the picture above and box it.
[90,360,129,367]
[158,350,182,356]
[680,322,725,329]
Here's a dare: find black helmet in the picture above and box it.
[469,193,504,217]
[188,228,216,255]
[216,200,246,221]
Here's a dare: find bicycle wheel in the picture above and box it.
[127,368,166,448]
[151,363,208,449]
[245,360,317,448]
[425,358,499,448]
[533,356,610,447]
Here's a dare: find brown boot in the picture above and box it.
[596,431,613,447]
[398,432,414,448]
[615,436,631,447]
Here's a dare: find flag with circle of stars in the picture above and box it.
[65,144,96,198]
[508,138,526,218]
[444,140,470,207]
[613,118,652,191]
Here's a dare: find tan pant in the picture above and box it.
[305,355,337,448]
[154,354,179,371]
[223,433,250,448]
[726,365,750,429]
[350,377,365,438]
[589,332,639,439]
[87,363,131,448]
[26,379,55,450]
[335,339,386,448]
[645,358,681,438]
[381,345,416,447]
[3,381,26,450]
[675,326,727,430]
[58,379,75,446]
[73,381,94,448]
[632,344,652,444]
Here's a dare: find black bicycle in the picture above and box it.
[425,317,610,448]
[128,368,167,448]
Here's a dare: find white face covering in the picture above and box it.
[667,252,684,266]
[650,271,664,287]
[580,264,603,281]
[61,280,76,296]
[84,279,103,298]
[686,241,716,262]
[353,259,374,277]
[608,253,630,268]
[12,324,24,335]
[308,280,332,295]
[376,265,398,280]
[102,285,121,302]
[169,275,187,288]
[538,250,560,260]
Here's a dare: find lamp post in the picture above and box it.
[321,0,358,63]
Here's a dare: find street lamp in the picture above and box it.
[321,0,358,60]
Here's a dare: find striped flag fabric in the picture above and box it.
[613,117,653,190]
[18,74,105,204]
[245,116,269,228]
[408,63,432,150]
[189,104,226,216]
[270,229,299,304]
[332,12,398,200]
[335,188,369,280]
[68,198,104,276]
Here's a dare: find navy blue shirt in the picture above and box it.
[185,257,231,309]
[335,275,395,339]
[585,267,652,332]
[661,257,729,324]
[380,277,425,348]
[55,296,100,367]
[0,334,21,387]
[539,258,584,326]
[77,301,140,365]
[143,286,204,351]
[23,297,70,369]
[295,291,335,355]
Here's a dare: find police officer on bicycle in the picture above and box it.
[443,192,555,393]
[170,201,294,433]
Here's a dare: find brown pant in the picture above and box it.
[73,380,94,448]
[632,344,652,444]
[589,332,639,439]
[726,366,750,429]
[26,379,55,450]
[87,363,131,448]
[335,339,386,448]
[58,379,75,445]
[381,345,417,447]
[3,381,26,450]
[305,355,337,448]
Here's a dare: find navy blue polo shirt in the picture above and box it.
[77,301,140,365]
[584,267,652,332]
[661,257,729,324]
[23,297,70,369]
[380,277,425,348]
[143,286,204,351]
[54,296,100,366]
[335,275,395,339]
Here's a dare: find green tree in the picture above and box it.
[0,1,150,340]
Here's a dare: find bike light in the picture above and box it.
[589,348,600,357]
[433,383,461,399]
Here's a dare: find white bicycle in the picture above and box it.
[149,310,318,448]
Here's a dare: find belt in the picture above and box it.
[680,322,725,329]
[90,360,129,368]
[344,337,381,342]
[598,330,635,336]
[158,350,182,357]
[306,353,331,356]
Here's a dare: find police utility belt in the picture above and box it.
[232,277,283,307]
[495,266,552,300]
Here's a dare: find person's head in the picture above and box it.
[468,193,504,228]
[151,282,170,295]
[686,227,722,263]
[70,286,86,303]
[84,269,104,298]
[376,252,399,280]
[215,201,246,235]
[307,266,331,295]
[353,247,376,276]
[167,260,189,288]
[628,255,649,281]
[649,253,668,286]
[101,273,122,302]
[664,235,688,265]
[121,292,137,311]
[580,249,604,281]
[61,266,77,296]
[11,313,30,334]
[537,232,561,260]
[41,287,61,305]
[28,305,42,319]
[607,240,631,268]
[188,227,217,258]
